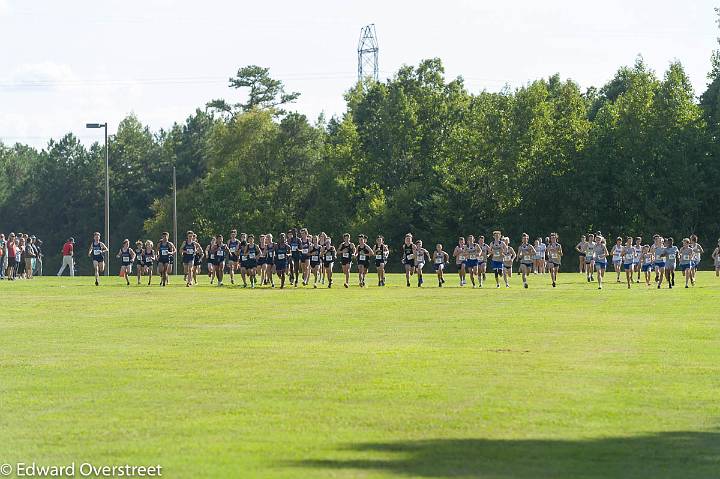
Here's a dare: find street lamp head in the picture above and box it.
[86,123,105,129]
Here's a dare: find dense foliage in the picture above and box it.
[2,53,720,271]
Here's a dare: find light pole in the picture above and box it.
[86,122,109,276]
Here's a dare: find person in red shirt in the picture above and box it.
[57,237,75,277]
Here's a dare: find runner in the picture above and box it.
[651,235,666,289]
[374,235,389,287]
[689,235,703,287]
[546,233,562,288]
[116,239,135,286]
[477,235,489,283]
[585,233,596,282]
[432,244,449,287]
[134,240,144,285]
[299,228,312,286]
[621,236,635,289]
[413,240,431,287]
[679,238,695,288]
[244,235,261,288]
[401,233,416,288]
[318,232,327,285]
[88,232,108,286]
[180,231,200,287]
[502,236,516,279]
[464,235,480,288]
[594,236,609,290]
[535,237,547,274]
[309,235,322,288]
[355,234,374,287]
[489,231,509,288]
[288,229,300,285]
[213,234,229,286]
[274,233,290,289]
[206,237,217,284]
[633,236,643,283]
[664,237,678,289]
[192,233,204,284]
[575,235,587,273]
[143,240,155,286]
[322,237,337,288]
[640,244,653,286]
[517,233,536,288]
[227,230,241,285]
[452,237,467,286]
[713,239,720,277]
[156,232,176,287]
[338,233,356,288]
[611,237,624,283]
[238,232,249,287]
[264,234,275,287]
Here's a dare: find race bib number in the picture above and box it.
[343,252,350,258]
[458,255,465,261]
[359,254,366,261]
[435,256,443,264]
[229,247,236,253]
[550,253,558,259]
[683,254,690,261]
[406,254,414,260]
[302,248,309,254]
[187,249,194,255]
[375,254,383,260]
[325,255,333,261]
[249,253,255,259]
[291,245,298,251]
[241,255,247,261]
[93,249,101,255]
[277,254,285,260]
[217,251,224,257]
[122,256,130,262]
[161,249,168,256]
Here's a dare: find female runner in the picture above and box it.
[338,233,356,288]
[322,237,337,288]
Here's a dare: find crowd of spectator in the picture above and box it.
[0,232,44,280]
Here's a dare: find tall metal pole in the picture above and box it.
[104,124,110,276]
[172,166,178,276]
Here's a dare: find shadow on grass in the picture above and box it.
[289,431,720,478]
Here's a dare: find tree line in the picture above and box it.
[2,51,720,273]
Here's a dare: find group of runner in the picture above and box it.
[574,233,710,289]
[85,229,720,289]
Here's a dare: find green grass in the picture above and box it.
[1,271,719,478]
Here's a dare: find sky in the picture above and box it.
[1,0,718,148]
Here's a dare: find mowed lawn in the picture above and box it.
[1,272,719,479]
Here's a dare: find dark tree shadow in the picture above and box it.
[288,431,720,478]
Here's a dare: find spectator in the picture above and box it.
[57,237,75,277]
[24,237,36,279]
[0,233,5,279]
[15,236,24,279]
[6,233,16,280]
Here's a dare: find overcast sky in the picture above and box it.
[1,0,718,148]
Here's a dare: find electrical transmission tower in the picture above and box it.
[357,24,379,82]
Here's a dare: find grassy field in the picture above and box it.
[1,272,719,478]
